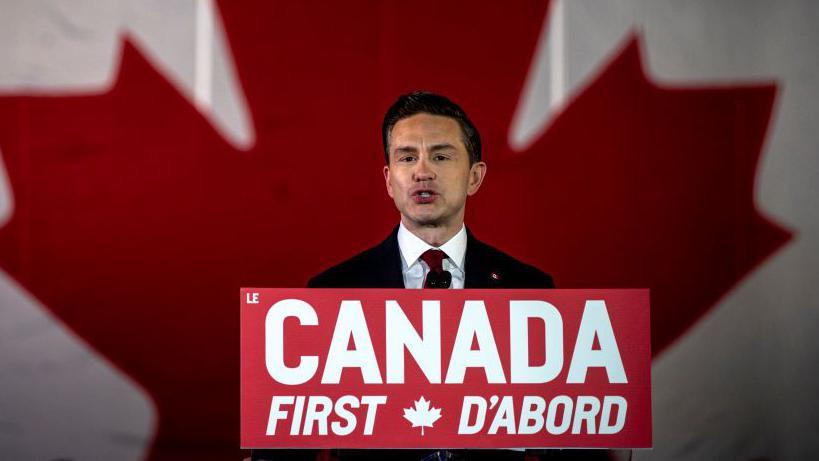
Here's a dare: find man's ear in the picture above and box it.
[384,165,394,198]
[467,161,487,196]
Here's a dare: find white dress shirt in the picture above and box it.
[397,222,467,289]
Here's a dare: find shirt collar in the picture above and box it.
[397,222,467,270]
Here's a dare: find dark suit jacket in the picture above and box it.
[308,226,554,289]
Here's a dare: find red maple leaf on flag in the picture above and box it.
[0,1,790,459]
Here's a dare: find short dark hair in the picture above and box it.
[382,91,482,165]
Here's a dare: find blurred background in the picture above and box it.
[0,0,817,460]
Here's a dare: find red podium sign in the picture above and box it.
[240,289,651,449]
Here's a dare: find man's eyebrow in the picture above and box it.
[392,143,457,155]
[393,146,418,154]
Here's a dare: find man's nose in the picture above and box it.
[412,156,436,181]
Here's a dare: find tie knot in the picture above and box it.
[420,249,447,273]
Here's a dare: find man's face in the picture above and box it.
[384,113,486,231]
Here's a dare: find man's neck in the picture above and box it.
[402,219,463,247]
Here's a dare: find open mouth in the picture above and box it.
[412,190,437,204]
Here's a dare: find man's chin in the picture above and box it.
[404,213,443,228]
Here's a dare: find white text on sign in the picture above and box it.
[458,395,627,435]
[266,395,386,436]
[264,299,627,385]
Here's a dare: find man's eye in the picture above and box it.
[399,156,416,162]
[434,154,450,161]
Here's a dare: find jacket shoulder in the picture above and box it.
[308,245,383,287]
[467,236,555,288]
[308,231,403,288]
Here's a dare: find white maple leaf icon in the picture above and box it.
[402,396,442,436]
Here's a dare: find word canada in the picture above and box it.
[265,299,627,385]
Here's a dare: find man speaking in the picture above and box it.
[253,92,571,461]
[309,91,554,291]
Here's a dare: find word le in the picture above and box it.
[265,299,626,385]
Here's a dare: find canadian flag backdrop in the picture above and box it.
[0,1,817,460]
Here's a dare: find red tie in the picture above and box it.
[420,249,451,288]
